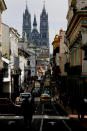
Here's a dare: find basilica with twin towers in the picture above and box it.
[22,3,49,49]
[22,3,50,76]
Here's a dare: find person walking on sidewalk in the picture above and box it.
[21,97,33,128]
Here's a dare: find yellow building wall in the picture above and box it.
[53,42,59,50]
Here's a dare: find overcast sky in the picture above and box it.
[2,0,68,53]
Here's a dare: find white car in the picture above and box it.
[19,92,32,103]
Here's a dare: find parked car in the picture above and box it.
[0,98,21,115]
[40,93,51,102]
[19,92,32,104]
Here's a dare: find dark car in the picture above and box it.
[0,98,21,115]
[19,92,32,104]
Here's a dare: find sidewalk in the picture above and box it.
[57,101,87,129]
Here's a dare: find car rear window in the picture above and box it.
[20,93,31,98]
[41,94,50,97]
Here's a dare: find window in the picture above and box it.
[42,33,46,38]
[84,49,87,60]
[42,42,47,46]
[3,62,8,77]
[27,61,30,66]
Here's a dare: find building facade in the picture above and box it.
[10,28,21,100]
[52,30,68,99]
[1,23,10,97]
[22,3,50,77]
[52,30,68,78]
[0,0,6,96]
[22,3,49,48]
[18,38,28,86]
[0,0,6,43]
[59,30,68,77]
[66,0,87,99]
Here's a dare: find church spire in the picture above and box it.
[26,0,28,10]
[22,0,31,42]
[25,0,29,14]
[33,14,37,28]
[40,1,49,47]
[42,0,46,13]
[43,0,46,10]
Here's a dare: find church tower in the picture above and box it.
[40,3,49,47]
[32,14,40,46]
[22,3,31,42]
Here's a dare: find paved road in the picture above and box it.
[32,100,87,131]
[0,98,87,131]
[32,101,70,131]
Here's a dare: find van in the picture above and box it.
[19,92,32,103]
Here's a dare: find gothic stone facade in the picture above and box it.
[22,4,49,49]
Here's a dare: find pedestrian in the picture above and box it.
[21,97,33,128]
[26,83,29,90]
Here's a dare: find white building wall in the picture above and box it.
[30,54,35,76]
[18,40,28,51]
[19,56,27,84]
[10,32,18,67]
[2,24,11,95]
[2,57,11,94]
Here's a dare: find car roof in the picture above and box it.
[41,93,50,97]
[0,98,10,100]
[20,92,31,95]
[0,98,14,104]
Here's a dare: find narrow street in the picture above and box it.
[0,94,87,131]
[31,98,87,131]
[1,0,87,131]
